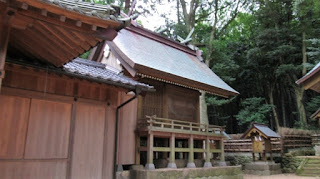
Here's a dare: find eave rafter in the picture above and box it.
[1,0,123,67]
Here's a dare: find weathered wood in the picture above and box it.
[25,99,72,159]
[169,133,175,163]
[71,103,105,179]
[0,95,30,159]
[0,2,12,91]
[0,161,67,179]
[147,132,154,165]
[188,135,194,163]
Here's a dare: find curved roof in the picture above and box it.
[108,26,239,97]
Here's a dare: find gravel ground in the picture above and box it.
[244,174,320,179]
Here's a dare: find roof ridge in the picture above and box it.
[126,25,198,56]
[74,58,106,69]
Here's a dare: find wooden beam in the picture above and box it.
[94,28,118,41]
[46,24,84,54]
[36,21,79,57]
[58,28,90,50]
[71,31,98,47]
[17,8,96,34]
[10,34,60,66]
[0,3,14,91]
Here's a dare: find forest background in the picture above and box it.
[85,0,320,133]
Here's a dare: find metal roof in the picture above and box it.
[242,123,280,139]
[110,28,239,97]
[253,124,280,138]
[63,58,154,91]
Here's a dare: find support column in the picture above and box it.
[217,139,227,166]
[145,132,155,170]
[167,133,177,168]
[135,134,140,165]
[0,4,13,92]
[203,137,212,168]
[187,135,196,168]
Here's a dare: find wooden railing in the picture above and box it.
[137,116,225,135]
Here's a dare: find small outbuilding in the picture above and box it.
[242,123,280,162]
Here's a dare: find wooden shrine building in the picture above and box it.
[241,123,281,162]
[297,62,320,125]
[93,25,239,170]
[0,1,155,179]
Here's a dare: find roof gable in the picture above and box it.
[109,26,239,97]
[242,123,280,139]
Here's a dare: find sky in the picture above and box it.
[134,0,178,31]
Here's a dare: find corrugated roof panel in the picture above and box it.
[113,29,239,95]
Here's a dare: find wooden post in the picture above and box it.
[0,3,13,91]
[145,132,155,170]
[203,136,212,167]
[187,135,196,168]
[220,139,225,162]
[167,133,177,168]
[135,134,140,165]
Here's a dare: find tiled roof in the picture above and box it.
[110,28,239,97]
[42,0,121,21]
[63,58,154,91]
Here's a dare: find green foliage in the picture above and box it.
[306,95,320,118]
[79,50,91,59]
[225,156,252,166]
[235,97,272,125]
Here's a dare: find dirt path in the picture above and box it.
[244,174,319,179]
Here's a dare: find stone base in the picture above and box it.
[203,161,212,168]
[117,164,123,171]
[187,162,196,168]
[315,145,320,156]
[244,161,281,175]
[130,165,243,179]
[145,163,155,170]
[167,162,177,168]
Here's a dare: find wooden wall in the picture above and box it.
[118,93,138,165]
[0,64,123,179]
[138,79,200,123]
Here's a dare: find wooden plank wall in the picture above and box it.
[118,92,138,165]
[0,65,121,179]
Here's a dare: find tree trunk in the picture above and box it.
[200,92,209,125]
[293,85,307,126]
[302,31,307,75]
[281,87,287,127]
[268,88,280,131]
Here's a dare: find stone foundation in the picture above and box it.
[244,161,281,175]
[119,165,243,179]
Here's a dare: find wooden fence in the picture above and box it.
[225,134,313,153]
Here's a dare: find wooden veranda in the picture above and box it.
[136,116,226,169]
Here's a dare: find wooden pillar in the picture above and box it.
[203,137,212,167]
[145,132,155,170]
[187,135,196,168]
[135,134,140,165]
[220,139,225,162]
[0,3,13,91]
[167,133,177,168]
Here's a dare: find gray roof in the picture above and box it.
[63,58,153,91]
[42,0,121,21]
[253,124,280,138]
[112,28,239,96]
